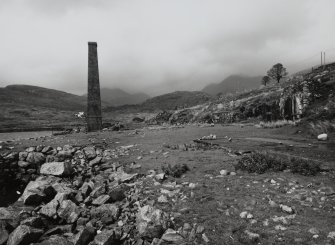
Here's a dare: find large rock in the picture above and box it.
[19,179,56,205]
[71,227,95,245]
[36,235,73,245]
[26,152,45,165]
[39,193,68,218]
[40,162,73,177]
[109,171,137,183]
[0,224,9,245]
[92,195,110,206]
[7,225,44,245]
[90,204,119,223]
[136,205,169,239]
[83,147,96,160]
[80,182,94,197]
[57,200,80,224]
[17,161,31,168]
[18,152,28,161]
[317,133,328,141]
[161,229,185,243]
[0,207,21,229]
[93,229,117,245]
[88,157,102,167]
[108,184,128,202]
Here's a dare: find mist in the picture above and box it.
[0,0,335,96]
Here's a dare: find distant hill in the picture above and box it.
[202,75,262,96]
[98,88,150,106]
[0,85,86,111]
[141,91,212,110]
[105,91,212,113]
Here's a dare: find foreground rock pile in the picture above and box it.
[0,144,207,245]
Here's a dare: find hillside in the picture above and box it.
[98,88,150,106]
[104,91,212,113]
[0,85,87,111]
[141,91,212,110]
[202,75,262,96]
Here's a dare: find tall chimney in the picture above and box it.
[87,42,102,132]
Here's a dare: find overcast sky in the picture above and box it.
[0,0,335,96]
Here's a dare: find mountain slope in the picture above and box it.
[0,85,87,111]
[202,75,262,96]
[99,88,150,106]
[140,91,212,110]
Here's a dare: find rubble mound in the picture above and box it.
[0,144,206,245]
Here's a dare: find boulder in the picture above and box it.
[7,225,44,245]
[90,186,106,198]
[17,161,31,168]
[109,171,137,183]
[19,179,56,205]
[136,205,169,239]
[0,225,8,245]
[57,200,80,224]
[92,195,110,206]
[0,207,21,229]
[90,204,119,223]
[88,157,102,167]
[155,173,165,181]
[26,152,45,165]
[39,193,68,218]
[40,162,73,177]
[83,147,96,160]
[220,170,228,176]
[36,235,73,245]
[108,185,128,202]
[18,152,28,161]
[41,146,53,154]
[161,229,185,243]
[317,133,328,141]
[80,182,94,197]
[71,227,95,245]
[93,229,117,245]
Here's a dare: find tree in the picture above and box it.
[261,75,270,86]
[267,63,288,83]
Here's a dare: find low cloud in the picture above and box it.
[0,0,334,95]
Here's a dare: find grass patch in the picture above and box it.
[255,120,299,128]
[235,152,321,176]
[162,163,189,178]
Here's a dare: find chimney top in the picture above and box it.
[88,42,97,46]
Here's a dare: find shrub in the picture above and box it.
[162,163,189,178]
[235,152,272,174]
[289,158,321,176]
[235,152,320,176]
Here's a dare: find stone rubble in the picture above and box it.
[0,144,209,245]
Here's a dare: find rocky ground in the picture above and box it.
[0,124,334,245]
